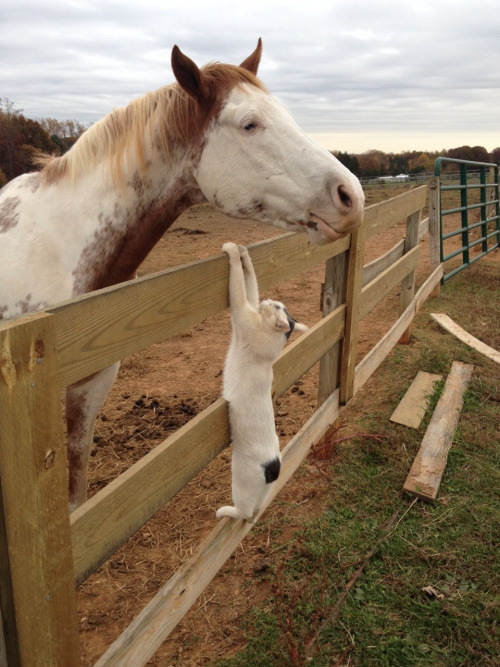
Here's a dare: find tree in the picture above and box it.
[333,151,360,176]
[357,151,382,178]
[446,145,491,164]
[39,117,87,152]
[0,98,58,181]
[408,152,433,174]
[490,147,500,165]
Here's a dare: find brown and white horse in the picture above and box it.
[0,40,364,510]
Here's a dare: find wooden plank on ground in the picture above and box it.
[403,361,473,502]
[431,313,500,364]
[390,371,443,428]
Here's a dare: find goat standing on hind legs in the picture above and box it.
[217,243,308,522]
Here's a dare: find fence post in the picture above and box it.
[0,313,80,666]
[398,208,422,344]
[339,228,365,405]
[317,251,347,406]
[428,176,441,297]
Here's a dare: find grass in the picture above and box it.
[216,260,500,666]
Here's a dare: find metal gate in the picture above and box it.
[434,157,499,282]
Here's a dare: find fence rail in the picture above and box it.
[1,185,442,666]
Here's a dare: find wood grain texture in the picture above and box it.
[431,313,500,364]
[0,313,80,666]
[390,371,443,428]
[428,178,442,297]
[360,245,420,320]
[364,185,427,239]
[399,209,422,343]
[354,265,443,396]
[318,252,347,405]
[403,361,473,502]
[340,228,365,404]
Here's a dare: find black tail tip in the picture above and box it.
[263,457,281,483]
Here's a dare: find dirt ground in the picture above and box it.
[77,188,497,665]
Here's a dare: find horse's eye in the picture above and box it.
[243,121,257,132]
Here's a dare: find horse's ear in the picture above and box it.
[239,38,262,75]
[171,45,210,104]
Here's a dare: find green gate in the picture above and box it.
[434,157,499,282]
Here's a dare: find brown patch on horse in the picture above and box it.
[71,176,203,293]
[0,196,21,234]
[66,393,89,498]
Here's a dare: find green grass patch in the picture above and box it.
[216,260,499,666]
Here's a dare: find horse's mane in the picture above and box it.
[38,63,266,187]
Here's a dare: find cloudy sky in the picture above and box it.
[2,0,499,154]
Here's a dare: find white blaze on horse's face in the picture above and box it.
[194,84,364,243]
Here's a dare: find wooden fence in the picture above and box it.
[0,185,443,665]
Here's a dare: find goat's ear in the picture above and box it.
[171,45,210,104]
[239,38,262,75]
[293,321,309,333]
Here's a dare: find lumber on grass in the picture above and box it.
[403,361,473,503]
[431,313,500,364]
[390,371,443,429]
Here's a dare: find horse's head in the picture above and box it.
[171,40,364,244]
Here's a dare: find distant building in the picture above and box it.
[378,174,409,183]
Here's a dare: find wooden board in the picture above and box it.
[354,264,444,396]
[363,185,427,239]
[390,371,443,429]
[340,228,365,404]
[0,313,80,665]
[403,361,473,503]
[431,313,500,364]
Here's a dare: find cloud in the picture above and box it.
[1,0,499,151]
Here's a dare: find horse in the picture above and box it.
[0,39,364,511]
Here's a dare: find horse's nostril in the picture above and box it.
[337,184,352,211]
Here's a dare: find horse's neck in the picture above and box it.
[70,149,205,292]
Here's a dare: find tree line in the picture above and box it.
[334,145,500,179]
[1,97,499,187]
[0,98,87,186]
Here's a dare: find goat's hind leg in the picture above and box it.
[66,362,120,512]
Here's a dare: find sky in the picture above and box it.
[1,0,499,154]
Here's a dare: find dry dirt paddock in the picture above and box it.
[76,187,485,665]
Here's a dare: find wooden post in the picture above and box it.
[339,228,365,405]
[0,313,80,666]
[428,176,441,297]
[317,251,347,406]
[398,208,422,344]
